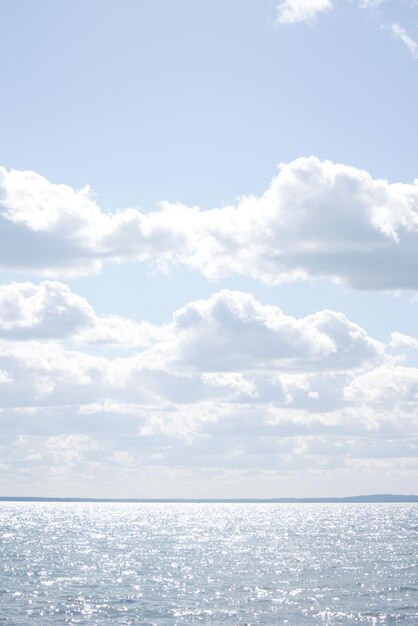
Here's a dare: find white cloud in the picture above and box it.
[0,368,12,383]
[276,0,333,24]
[0,280,164,348]
[46,434,94,464]
[358,0,383,7]
[276,0,384,25]
[202,372,259,398]
[0,285,387,418]
[0,283,416,491]
[344,363,418,403]
[140,290,384,373]
[390,331,418,351]
[0,280,95,338]
[275,0,418,65]
[391,23,418,59]
[3,159,418,291]
[180,156,418,290]
[0,166,189,277]
[0,286,385,416]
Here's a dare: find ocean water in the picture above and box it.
[0,503,417,625]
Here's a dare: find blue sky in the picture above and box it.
[0,0,418,497]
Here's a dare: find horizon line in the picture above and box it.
[1,493,417,503]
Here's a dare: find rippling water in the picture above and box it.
[0,503,417,625]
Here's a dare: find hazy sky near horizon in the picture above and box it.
[1,0,418,498]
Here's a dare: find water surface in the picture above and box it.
[0,503,417,624]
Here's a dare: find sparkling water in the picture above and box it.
[0,503,417,625]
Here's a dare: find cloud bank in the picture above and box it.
[2,158,418,291]
[0,282,416,495]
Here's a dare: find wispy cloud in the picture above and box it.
[391,22,418,58]
[358,0,383,8]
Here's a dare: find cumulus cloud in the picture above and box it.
[276,0,333,24]
[344,363,418,403]
[0,285,384,409]
[0,285,385,421]
[0,280,164,347]
[0,282,416,492]
[182,157,418,290]
[3,159,418,290]
[139,290,384,373]
[0,280,95,339]
[0,166,189,276]
[0,285,405,427]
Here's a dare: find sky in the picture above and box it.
[1,0,418,498]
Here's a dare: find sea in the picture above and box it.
[0,502,417,625]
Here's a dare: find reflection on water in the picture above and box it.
[0,503,417,624]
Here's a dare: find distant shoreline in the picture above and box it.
[0,494,417,503]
